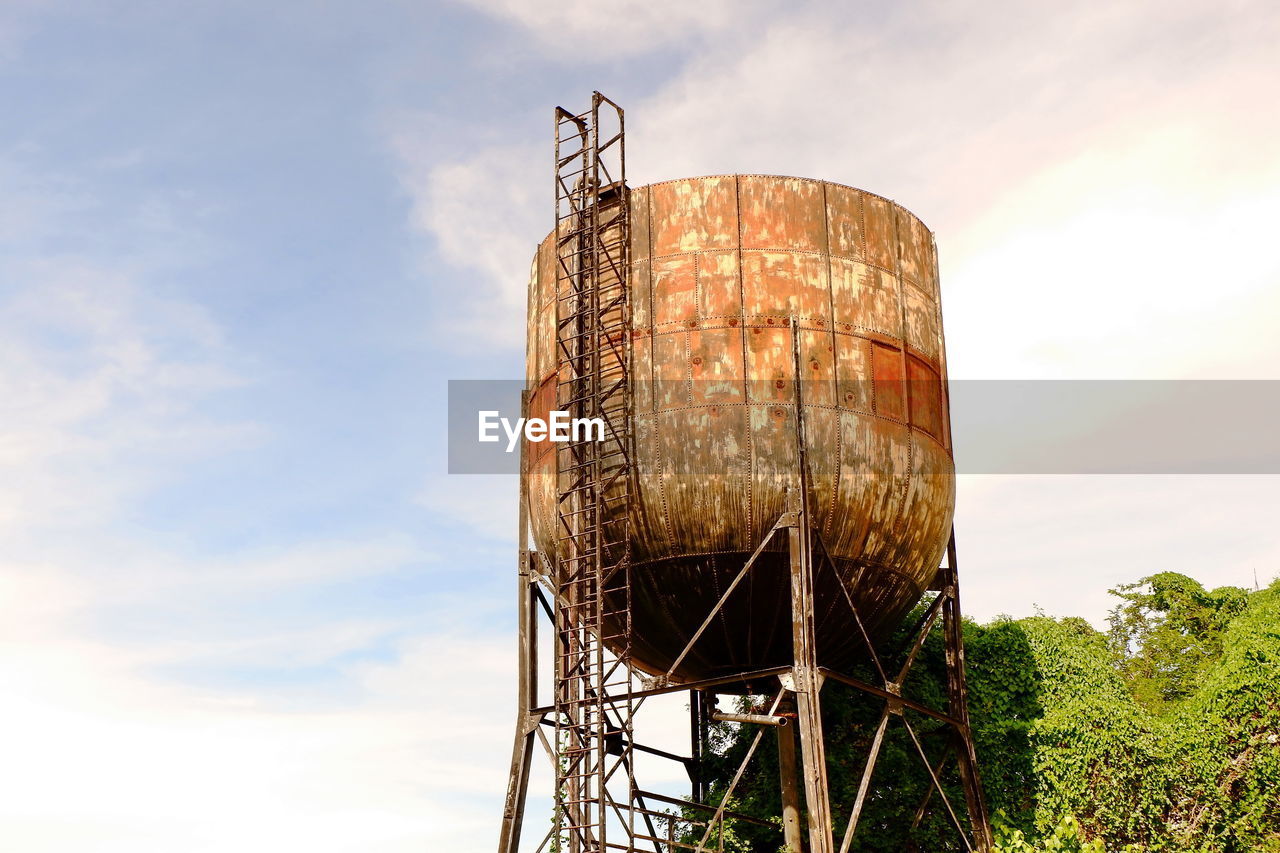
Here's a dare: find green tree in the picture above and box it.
[696,573,1280,852]
[1106,573,1248,710]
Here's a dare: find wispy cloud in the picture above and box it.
[955,474,1280,626]
[0,262,254,533]
[393,134,543,349]
[0,607,515,851]
[396,0,1280,624]
[447,0,758,58]
[401,0,1280,365]
[0,151,473,849]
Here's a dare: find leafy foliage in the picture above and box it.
[992,813,1141,853]
[1107,572,1248,710]
[698,574,1280,852]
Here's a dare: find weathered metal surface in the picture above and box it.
[711,711,790,727]
[525,174,954,683]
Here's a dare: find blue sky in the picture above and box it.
[2,1,1279,850]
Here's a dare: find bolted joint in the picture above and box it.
[884,681,905,715]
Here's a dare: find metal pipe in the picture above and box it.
[776,697,804,853]
[711,711,790,727]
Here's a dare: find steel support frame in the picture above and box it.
[817,528,993,853]
[500,89,989,853]
[501,506,991,852]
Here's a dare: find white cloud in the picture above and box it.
[396,0,1280,695]
[449,0,754,58]
[955,475,1280,626]
[417,473,519,544]
[0,248,255,537]
[0,607,516,852]
[394,134,543,349]
[7,3,1279,850]
[943,122,1280,378]
[405,0,1280,366]
[0,155,480,850]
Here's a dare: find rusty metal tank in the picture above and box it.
[524,175,954,683]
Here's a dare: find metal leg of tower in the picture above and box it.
[944,531,993,852]
[776,696,804,853]
[688,689,705,804]
[802,524,992,853]
[500,394,539,853]
[784,489,835,853]
[498,559,537,853]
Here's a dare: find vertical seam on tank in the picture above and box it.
[736,174,754,545]
[647,186,657,357]
[829,412,843,544]
[931,230,952,455]
[707,553,737,669]
[694,247,703,322]
[528,243,537,393]
[650,188,676,559]
[860,191,877,418]
[892,205,914,537]
[858,188,867,259]
[654,404,675,559]
[821,182,840,543]
[867,340,877,417]
[685,255,696,406]
[642,189,660,555]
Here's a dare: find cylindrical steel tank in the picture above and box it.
[525,175,954,683]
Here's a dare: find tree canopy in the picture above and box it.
[697,573,1280,852]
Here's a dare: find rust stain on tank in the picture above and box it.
[525,175,954,683]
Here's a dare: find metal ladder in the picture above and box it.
[552,92,635,853]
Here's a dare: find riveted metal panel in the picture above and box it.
[536,236,557,381]
[907,354,946,442]
[632,327,654,414]
[631,257,653,330]
[920,232,940,300]
[689,326,746,405]
[630,183,652,262]
[835,333,874,413]
[831,258,902,339]
[803,404,839,534]
[825,182,866,261]
[745,324,795,404]
[871,342,906,422]
[526,375,559,565]
[749,402,800,541]
[658,407,750,555]
[861,192,898,273]
[525,175,955,682]
[741,250,831,323]
[904,281,941,360]
[900,433,955,566]
[651,253,697,327]
[827,410,893,557]
[857,424,912,568]
[800,327,836,408]
[653,330,689,411]
[739,175,826,252]
[526,253,539,383]
[698,250,741,319]
[633,413,671,563]
[649,176,739,256]
[896,205,931,288]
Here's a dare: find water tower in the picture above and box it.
[498,92,991,853]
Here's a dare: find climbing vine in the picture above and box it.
[699,574,1280,851]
